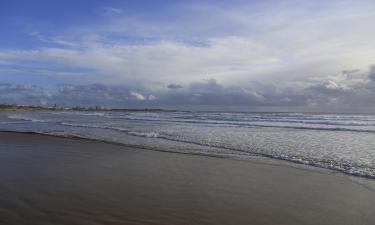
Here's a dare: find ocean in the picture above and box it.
[1,111,374,178]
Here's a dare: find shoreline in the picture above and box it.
[1,130,374,182]
[1,131,375,224]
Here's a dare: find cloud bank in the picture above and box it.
[1,66,375,112]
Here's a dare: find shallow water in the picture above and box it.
[1,111,375,178]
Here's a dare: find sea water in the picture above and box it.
[1,111,375,178]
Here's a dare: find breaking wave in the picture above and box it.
[2,111,375,179]
[7,115,45,123]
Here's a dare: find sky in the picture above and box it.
[1,0,375,112]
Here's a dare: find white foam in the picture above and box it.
[3,111,375,179]
[127,131,159,138]
[7,115,45,122]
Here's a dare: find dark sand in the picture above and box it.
[0,132,374,225]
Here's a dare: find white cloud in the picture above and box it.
[100,6,123,16]
[148,95,158,100]
[0,37,281,85]
[28,32,77,47]
[130,91,145,100]
[3,0,374,88]
[28,31,49,42]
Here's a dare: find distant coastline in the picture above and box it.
[0,104,177,112]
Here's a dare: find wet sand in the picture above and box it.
[0,132,374,225]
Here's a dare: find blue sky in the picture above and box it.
[1,0,375,111]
